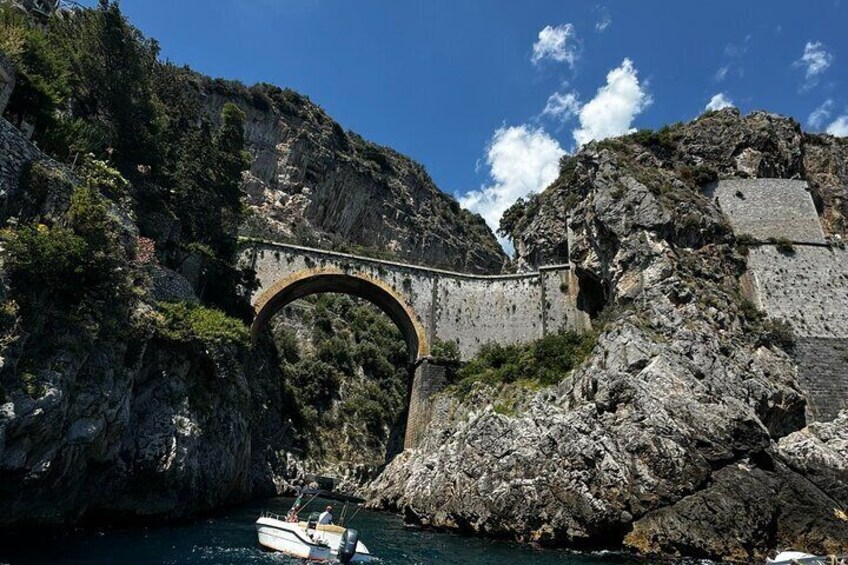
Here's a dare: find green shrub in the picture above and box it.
[628,125,680,153]
[80,156,131,203]
[285,358,341,412]
[739,298,764,323]
[1,223,87,294]
[771,237,796,255]
[758,318,796,350]
[678,164,718,188]
[451,330,598,395]
[431,338,461,364]
[735,233,759,255]
[154,301,249,348]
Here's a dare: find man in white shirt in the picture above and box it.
[317,505,334,525]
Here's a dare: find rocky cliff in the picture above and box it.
[367,109,848,561]
[0,0,508,526]
[0,69,503,530]
[0,129,298,523]
[201,80,505,273]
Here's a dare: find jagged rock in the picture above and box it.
[624,456,848,561]
[777,411,848,507]
[203,86,506,273]
[367,109,848,561]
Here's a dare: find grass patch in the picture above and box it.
[154,301,249,348]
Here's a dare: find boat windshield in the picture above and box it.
[285,488,365,526]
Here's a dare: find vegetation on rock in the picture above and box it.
[272,294,408,470]
[450,330,598,398]
[153,301,250,349]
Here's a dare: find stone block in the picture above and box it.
[793,338,848,422]
[404,361,447,449]
[709,179,825,244]
[746,246,848,339]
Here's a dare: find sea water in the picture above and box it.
[0,497,639,564]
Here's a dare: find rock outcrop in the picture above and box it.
[202,81,505,273]
[0,140,297,524]
[367,109,848,561]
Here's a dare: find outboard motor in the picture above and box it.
[307,512,320,530]
[336,528,358,564]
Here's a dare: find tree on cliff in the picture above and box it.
[172,102,253,315]
[50,0,161,172]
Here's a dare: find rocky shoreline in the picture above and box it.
[365,109,848,562]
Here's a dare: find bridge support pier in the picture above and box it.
[404,360,448,450]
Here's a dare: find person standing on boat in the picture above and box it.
[318,505,334,525]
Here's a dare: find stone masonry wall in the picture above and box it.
[746,245,848,338]
[243,240,577,361]
[708,179,826,244]
[714,179,848,421]
[793,337,848,421]
[405,361,447,449]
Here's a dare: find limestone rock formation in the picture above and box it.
[0,127,296,525]
[367,109,848,561]
[202,82,505,273]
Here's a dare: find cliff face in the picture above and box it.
[0,123,297,523]
[367,109,848,561]
[202,82,505,273]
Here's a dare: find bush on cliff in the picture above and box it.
[153,301,249,349]
[1,223,87,298]
[450,330,598,397]
[2,180,133,324]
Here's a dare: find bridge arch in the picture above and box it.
[251,267,430,364]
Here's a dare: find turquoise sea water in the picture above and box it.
[0,497,641,564]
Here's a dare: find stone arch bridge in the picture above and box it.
[240,239,588,447]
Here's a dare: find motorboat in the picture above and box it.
[766,551,848,565]
[256,488,374,563]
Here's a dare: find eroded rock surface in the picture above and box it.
[367,109,848,561]
[203,84,505,273]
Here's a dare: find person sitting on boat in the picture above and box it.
[285,505,300,523]
[317,505,334,525]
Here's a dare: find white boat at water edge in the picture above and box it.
[766,551,848,565]
[255,488,374,563]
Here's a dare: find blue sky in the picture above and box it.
[89,1,846,247]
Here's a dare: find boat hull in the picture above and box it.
[255,516,372,563]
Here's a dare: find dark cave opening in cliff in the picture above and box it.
[575,270,607,320]
[265,293,410,484]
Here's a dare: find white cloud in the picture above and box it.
[795,41,834,89]
[594,6,611,32]
[572,58,651,147]
[532,23,579,67]
[808,99,834,129]
[542,90,580,121]
[705,92,734,111]
[461,125,564,251]
[714,36,751,84]
[826,116,848,136]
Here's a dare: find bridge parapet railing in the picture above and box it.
[240,236,570,281]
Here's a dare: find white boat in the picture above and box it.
[767,551,848,565]
[256,489,374,563]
